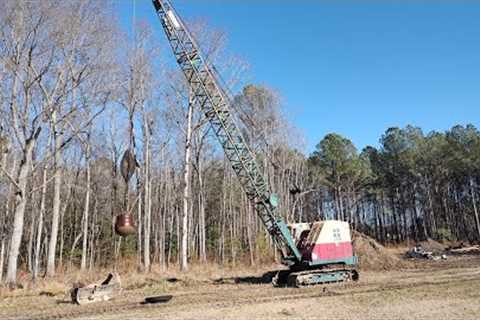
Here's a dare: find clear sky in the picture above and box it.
[115,0,480,153]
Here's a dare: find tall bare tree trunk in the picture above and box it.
[81,142,91,271]
[470,177,480,239]
[46,127,62,277]
[198,158,206,263]
[27,194,36,273]
[6,132,38,286]
[89,200,98,271]
[143,114,152,272]
[160,156,168,271]
[0,241,5,283]
[136,184,142,267]
[246,199,255,266]
[181,95,194,272]
[33,164,48,282]
[0,144,10,283]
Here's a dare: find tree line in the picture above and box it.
[308,125,480,245]
[0,0,478,287]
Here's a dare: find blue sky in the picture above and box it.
[115,0,480,153]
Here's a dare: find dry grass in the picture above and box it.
[0,259,278,299]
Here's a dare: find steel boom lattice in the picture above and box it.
[152,0,301,262]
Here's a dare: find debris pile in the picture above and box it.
[448,244,480,255]
[405,238,480,261]
[405,239,448,261]
[417,239,446,253]
[406,245,447,261]
[352,231,406,271]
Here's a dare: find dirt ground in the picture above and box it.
[1,255,480,320]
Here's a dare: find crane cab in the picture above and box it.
[289,220,357,267]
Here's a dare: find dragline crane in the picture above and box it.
[151,0,359,287]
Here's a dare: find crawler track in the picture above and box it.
[287,267,359,287]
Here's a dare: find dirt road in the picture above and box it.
[2,256,480,320]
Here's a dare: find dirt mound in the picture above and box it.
[352,232,405,271]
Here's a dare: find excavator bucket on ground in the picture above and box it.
[71,273,122,305]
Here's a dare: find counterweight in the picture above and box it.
[151,0,301,262]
